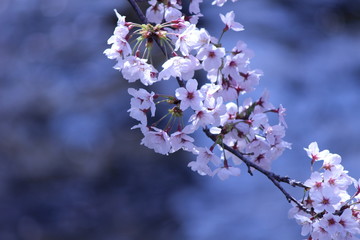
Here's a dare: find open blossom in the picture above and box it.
[188,147,221,176]
[170,125,195,153]
[104,10,131,65]
[128,88,156,116]
[304,171,324,192]
[220,11,244,31]
[304,142,330,164]
[121,56,158,86]
[189,108,215,129]
[337,209,360,236]
[128,88,156,125]
[146,0,164,24]
[164,0,182,22]
[175,24,200,56]
[204,96,226,126]
[175,79,204,111]
[141,127,171,155]
[322,153,342,172]
[189,0,203,14]
[222,54,246,81]
[197,44,225,71]
[293,214,313,236]
[146,0,182,23]
[128,100,148,125]
[103,38,131,62]
[158,55,200,81]
[311,186,341,213]
[197,28,212,47]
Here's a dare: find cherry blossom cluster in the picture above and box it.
[104,1,290,180]
[105,0,360,238]
[289,142,360,239]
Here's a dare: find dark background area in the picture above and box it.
[0,0,359,239]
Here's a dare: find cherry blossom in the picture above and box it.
[189,0,203,14]
[175,78,204,111]
[219,11,244,32]
[141,127,171,155]
[174,24,200,56]
[158,55,200,81]
[304,142,330,164]
[146,1,164,24]
[197,44,226,71]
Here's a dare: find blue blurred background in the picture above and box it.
[0,0,359,239]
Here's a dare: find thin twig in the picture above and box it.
[127,0,147,24]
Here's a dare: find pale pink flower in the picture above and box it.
[238,69,263,93]
[128,99,148,125]
[188,147,221,176]
[304,142,330,164]
[204,96,226,126]
[197,147,221,166]
[220,102,238,124]
[170,125,195,153]
[222,54,245,81]
[187,160,212,176]
[276,104,288,128]
[255,90,274,111]
[146,2,164,24]
[189,0,203,14]
[318,213,342,236]
[197,28,212,47]
[121,56,158,86]
[293,214,313,236]
[104,39,131,61]
[323,170,353,191]
[114,9,126,26]
[311,222,331,240]
[128,88,156,116]
[189,109,215,128]
[337,209,360,236]
[175,24,200,56]
[158,56,200,81]
[322,153,342,172]
[175,79,204,111]
[265,125,286,146]
[219,11,244,31]
[311,186,341,213]
[188,13,203,25]
[165,6,182,22]
[232,40,254,59]
[197,44,225,71]
[304,171,324,192]
[141,127,171,155]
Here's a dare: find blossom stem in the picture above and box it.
[151,111,171,127]
[218,30,226,44]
